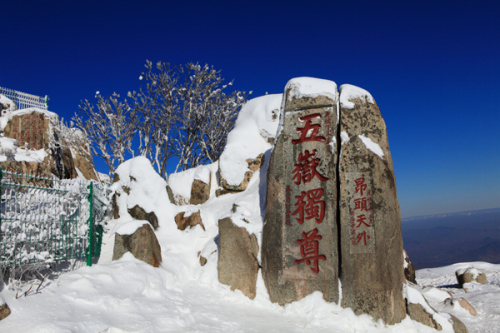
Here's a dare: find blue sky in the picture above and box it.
[1,1,499,218]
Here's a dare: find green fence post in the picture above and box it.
[86,181,94,266]
[0,167,2,247]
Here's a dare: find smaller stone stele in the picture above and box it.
[175,211,205,231]
[0,303,11,321]
[219,153,264,193]
[456,267,487,287]
[128,205,159,230]
[190,174,211,205]
[218,217,259,299]
[113,223,162,267]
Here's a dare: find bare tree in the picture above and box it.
[74,61,249,176]
[73,93,138,173]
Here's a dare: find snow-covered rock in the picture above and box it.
[218,94,281,190]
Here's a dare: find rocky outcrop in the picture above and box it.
[1,109,99,180]
[218,217,259,299]
[456,267,487,287]
[175,211,205,231]
[262,78,339,305]
[113,222,162,267]
[339,84,406,324]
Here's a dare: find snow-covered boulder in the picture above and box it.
[111,156,171,228]
[168,163,218,205]
[218,94,281,193]
[456,267,488,287]
[113,221,162,267]
[0,94,17,114]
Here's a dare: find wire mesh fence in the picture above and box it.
[0,86,49,110]
[0,167,110,270]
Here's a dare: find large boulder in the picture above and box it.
[262,78,339,305]
[113,222,162,267]
[218,217,259,299]
[339,84,406,324]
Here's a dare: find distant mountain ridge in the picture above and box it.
[402,208,500,269]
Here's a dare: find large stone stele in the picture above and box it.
[113,222,162,267]
[339,84,406,324]
[218,217,259,299]
[262,78,339,305]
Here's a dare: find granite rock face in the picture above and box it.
[113,223,162,267]
[262,78,339,305]
[218,217,259,299]
[338,84,406,324]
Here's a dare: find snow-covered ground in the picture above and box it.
[1,258,499,332]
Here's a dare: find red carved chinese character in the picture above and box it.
[354,178,367,196]
[294,228,327,273]
[291,114,326,144]
[353,231,370,246]
[354,197,371,212]
[355,214,371,228]
[292,188,326,224]
[292,150,329,185]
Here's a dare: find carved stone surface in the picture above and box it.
[262,79,339,305]
[113,223,162,267]
[339,84,406,324]
[218,217,259,299]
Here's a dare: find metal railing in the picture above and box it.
[0,167,110,268]
[0,86,49,110]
